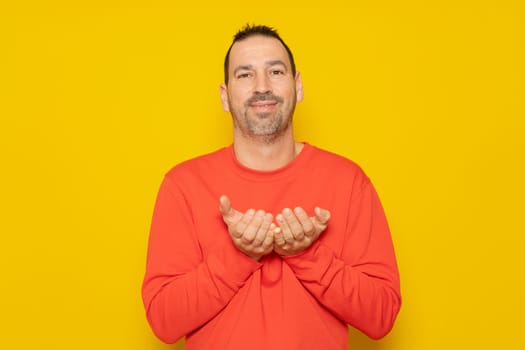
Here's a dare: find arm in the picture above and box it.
[141,177,261,343]
[276,181,401,339]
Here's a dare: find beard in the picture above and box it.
[245,110,284,135]
[231,92,295,143]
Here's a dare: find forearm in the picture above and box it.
[284,241,401,339]
[143,245,260,343]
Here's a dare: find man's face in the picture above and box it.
[220,35,303,142]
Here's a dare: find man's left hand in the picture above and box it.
[273,206,331,256]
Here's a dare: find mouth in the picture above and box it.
[249,101,278,112]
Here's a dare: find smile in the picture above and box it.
[250,101,278,110]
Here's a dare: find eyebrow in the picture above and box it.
[266,60,287,69]
[232,60,288,76]
[233,65,253,76]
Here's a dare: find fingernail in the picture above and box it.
[283,208,292,217]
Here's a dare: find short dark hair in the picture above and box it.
[223,24,296,84]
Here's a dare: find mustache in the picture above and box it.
[245,93,283,106]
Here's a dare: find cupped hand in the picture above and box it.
[273,206,331,256]
[219,195,275,260]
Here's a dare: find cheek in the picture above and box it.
[281,88,297,104]
[275,82,295,96]
[231,91,250,107]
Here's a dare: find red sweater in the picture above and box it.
[142,143,401,349]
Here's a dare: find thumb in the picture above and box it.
[219,195,232,215]
[219,195,241,225]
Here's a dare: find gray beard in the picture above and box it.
[240,111,290,144]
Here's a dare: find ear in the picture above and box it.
[295,72,304,102]
[219,83,230,112]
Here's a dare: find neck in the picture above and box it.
[233,131,303,171]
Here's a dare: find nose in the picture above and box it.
[254,73,271,94]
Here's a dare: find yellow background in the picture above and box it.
[2,1,524,349]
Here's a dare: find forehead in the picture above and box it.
[229,35,291,69]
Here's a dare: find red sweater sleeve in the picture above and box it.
[141,176,261,344]
[283,180,401,339]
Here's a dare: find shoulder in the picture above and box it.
[307,144,366,175]
[305,143,371,189]
[165,146,230,180]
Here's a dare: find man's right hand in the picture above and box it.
[219,195,275,260]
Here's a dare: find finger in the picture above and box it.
[253,213,273,246]
[262,227,274,250]
[276,212,294,244]
[241,210,265,244]
[315,207,331,225]
[294,207,315,237]
[232,208,255,239]
[219,195,231,214]
[219,195,242,225]
[282,208,304,241]
[273,226,286,246]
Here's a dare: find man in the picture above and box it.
[142,25,401,349]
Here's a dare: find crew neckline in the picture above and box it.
[226,142,314,182]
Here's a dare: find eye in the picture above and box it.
[236,72,252,79]
[270,69,285,76]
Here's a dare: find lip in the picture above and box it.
[250,101,278,113]
[250,102,277,114]
[250,101,278,107]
